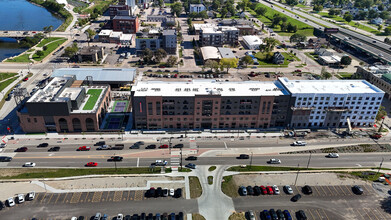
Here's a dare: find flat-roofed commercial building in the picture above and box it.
[278,77,384,128]
[131,80,292,130]
[17,76,111,133]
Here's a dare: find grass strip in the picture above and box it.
[229,212,246,220]
[222,175,239,197]
[208,166,216,172]
[207,176,213,185]
[33,38,67,61]
[83,89,103,110]
[189,176,202,198]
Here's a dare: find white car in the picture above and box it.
[292,141,307,146]
[23,162,36,167]
[71,217,78,220]
[169,188,175,196]
[28,191,35,201]
[272,185,280,195]
[117,213,123,220]
[0,143,6,148]
[17,194,24,203]
[284,185,294,194]
[327,153,339,158]
[7,197,15,207]
[267,159,281,164]
[155,160,168,166]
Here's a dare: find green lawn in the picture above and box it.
[255,52,296,67]
[0,73,17,81]
[250,3,314,36]
[36,37,63,47]
[32,38,67,61]
[82,0,115,14]
[5,53,31,63]
[0,77,18,92]
[83,89,103,110]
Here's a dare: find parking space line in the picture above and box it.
[306,209,316,220]
[324,186,333,196]
[33,193,43,204]
[369,208,380,220]
[113,191,123,202]
[46,193,54,204]
[343,185,353,195]
[315,209,323,219]
[336,185,347,196]
[319,209,330,220]
[40,193,47,204]
[54,194,61,204]
[126,191,131,201]
[80,192,88,202]
[330,185,339,196]
[70,192,82,203]
[63,193,72,203]
[105,191,110,201]
[92,192,103,203]
[318,186,327,196]
[294,186,300,194]
[375,208,390,219]
[362,208,372,220]
[134,190,143,201]
[362,185,373,194]
[313,187,322,197]
[356,209,367,220]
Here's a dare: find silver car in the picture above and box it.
[284,185,293,194]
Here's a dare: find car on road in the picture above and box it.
[7,197,15,207]
[154,160,168,166]
[77,146,91,151]
[159,144,169,149]
[246,186,254,195]
[247,210,256,220]
[129,143,140,149]
[272,185,280,194]
[262,210,271,220]
[37,143,49,148]
[326,153,339,158]
[97,145,111,150]
[260,185,267,195]
[94,141,105,146]
[146,144,156,149]
[284,185,294,194]
[185,163,196,169]
[173,144,184,148]
[352,185,363,195]
[267,158,281,164]
[23,162,36,167]
[85,162,98,167]
[237,154,249,159]
[302,185,313,195]
[28,191,35,201]
[22,77,29,81]
[296,210,307,220]
[48,146,60,152]
[292,141,306,146]
[283,210,292,220]
[15,147,28,152]
[0,156,12,162]
[291,193,302,202]
[239,186,247,196]
[0,143,6,148]
[0,201,4,210]
[17,194,24,203]
[267,186,274,195]
[185,156,197,161]
[109,156,123,161]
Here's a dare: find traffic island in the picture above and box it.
[222,175,239,198]
[228,212,245,220]
[192,213,206,220]
[189,176,202,198]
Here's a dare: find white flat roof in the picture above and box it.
[110,31,122,38]
[193,23,216,31]
[132,80,288,97]
[59,87,83,100]
[243,35,263,46]
[278,77,384,95]
[28,77,71,103]
[120,34,133,41]
[99,30,113,36]
[201,27,222,34]
[220,26,238,31]
[201,46,221,60]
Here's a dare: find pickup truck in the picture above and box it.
[291,141,306,146]
[77,146,91,151]
[111,144,124,150]
[97,145,111,150]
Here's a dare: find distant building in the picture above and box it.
[315,48,333,56]
[200,46,221,63]
[77,46,105,63]
[199,26,239,47]
[242,35,262,50]
[109,5,129,19]
[136,29,177,54]
[189,4,206,13]
[371,17,383,25]
[355,65,391,100]
[218,47,236,59]
[112,15,139,34]
[98,30,113,43]
[118,0,137,14]
[272,52,284,64]
[162,29,177,54]
[318,55,341,66]
[147,15,176,26]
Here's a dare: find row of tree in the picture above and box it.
[141,48,178,67]
[203,58,238,73]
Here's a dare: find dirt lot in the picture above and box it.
[284,144,391,154]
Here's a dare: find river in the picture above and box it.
[0,0,64,61]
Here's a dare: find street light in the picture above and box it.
[306,152,312,170]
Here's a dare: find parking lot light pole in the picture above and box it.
[249,152,253,168]
[306,152,312,170]
[294,164,300,186]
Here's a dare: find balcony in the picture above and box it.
[325,107,350,112]
[291,106,315,111]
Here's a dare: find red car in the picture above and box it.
[22,77,28,81]
[77,146,91,151]
[15,147,28,152]
[159,144,169,149]
[260,185,267,195]
[267,186,274,195]
[85,162,98,167]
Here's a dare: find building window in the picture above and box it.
[27,118,31,123]
[34,118,37,123]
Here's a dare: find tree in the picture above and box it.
[285,0,298,5]
[170,2,183,17]
[380,11,390,20]
[141,48,154,64]
[204,60,219,72]
[384,27,391,35]
[212,0,220,11]
[43,45,48,51]
[255,7,267,16]
[272,14,282,28]
[344,13,353,22]
[290,33,307,43]
[43,25,53,38]
[321,67,332,79]
[287,22,297,32]
[154,48,167,63]
[242,55,254,67]
[219,58,238,73]
[64,43,78,58]
[199,11,208,19]
[263,37,278,52]
[237,0,249,12]
[280,22,288,32]
[329,8,336,16]
[85,29,96,46]
[340,56,352,66]
[221,8,228,18]
[166,56,177,67]
[35,50,44,57]
[313,5,323,12]
[376,106,387,121]
[378,24,383,31]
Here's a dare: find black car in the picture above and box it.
[129,144,140,149]
[291,194,302,202]
[140,213,146,220]
[237,154,249,159]
[147,213,154,220]
[156,187,163,197]
[124,215,131,220]
[147,188,155,197]
[15,147,28,152]
[48,146,60,152]
[185,163,196,169]
[270,209,278,220]
[37,143,49,148]
[296,210,307,220]
[94,141,106,146]
[174,188,182,198]
[0,156,12,162]
[276,209,285,220]
[131,214,139,220]
[262,210,271,219]
[185,156,197,161]
[178,212,184,220]
[253,186,261,196]
[78,217,85,220]
[302,185,313,195]
[246,186,254,195]
[0,201,4,210]
[110,156,123,161]
[173,144,184,148]
[146,144,156,149]
[162,213,168,220]
[352,185,364,195]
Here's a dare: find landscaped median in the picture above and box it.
[189,176,202,198]
[0,167,169,179]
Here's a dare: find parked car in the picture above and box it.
[174,188,182,198]
[117,213,124,220]
[93,213,101,220]
[7,197,15,207]
[85,162,98,167]
[292,141,306,146]
[267,159,281,164]
[28,191,35,201]
[77,146,90,151]
[352,185,364,195]
[247,210,256,220]
[15,147,28,152]
[302,185,313,195]
[272,185,280,195]
[23,162,36,167]
[284,185,294,194]
[22,77,29,81]
[276,209,285,220]
[239,186,247,196]
[262,210,271,220]
[169,188,175,196]
[237,154,249,159]
[291,194,302,202]
[0,201,4,210]
[270,209,278,220]
[260,185,267,195]
[246,186,254,195]
[253,186,261,196]
[267,186,274,195]
[185,156,197,161]
[17,194,25,203]
[163,188,169,197]
[283,210,292,220]
[326,153,339,158]
[48,146,60,152]
[296,210,307,220]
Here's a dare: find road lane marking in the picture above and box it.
[137,157,139,167]
[224,142,227,149]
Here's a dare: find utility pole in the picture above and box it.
[249,152,253,168]
[294,163,300,186]
[180,147,183,170]
[306,152,312,170]
[377,157,384,175]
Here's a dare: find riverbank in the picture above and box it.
[27,0,72,32]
